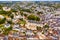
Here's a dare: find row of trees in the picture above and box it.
[0,10,11,16]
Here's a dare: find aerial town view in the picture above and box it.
[0,1,60,40]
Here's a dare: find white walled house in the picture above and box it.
[0,15,4,19]
[3,7,11,11]
[4,23,11,28]
[13,24,20,31]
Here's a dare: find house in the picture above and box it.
[0,15,4,19]
[27,37,39,40]
[33,7,44,13]
[0,29,3,34]
[26,30,34,36]
[8,35,26,40]
[3,7,11,11]
[49,36,58,40]
[13,12,24,19]
[6,17,11,21]
[37,32,47,39]
[19,32,26,37]
[26,34,39,40]
[9,30,20,38]
[3,36,8,40]
[12,19,17,23]
[8,36,13,40]
[53,11,60,18]
[18,37,26,40]
[4,23,11,28]
[0,37,4,40]
[25,22,43,30]
[14,15,21,19]
[13,24,20,31]
[8,36,20,40]
[25,23,37,30]
[19,28,26,32]
[0,34,5,40]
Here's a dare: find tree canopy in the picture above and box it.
[43,24,49,28]
[27,14,40,21]
[0,17,6,24]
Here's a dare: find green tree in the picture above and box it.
[42,31,44,34]
[44,24,49,28]
[11,9,17,12]
[35,16,40,21]
[0,17,6,24]
[20,11,24,16]
[27,14,40,21]
[9,14,14,19]
[37,11,43,15]
[19,19,26,27]
[3,26,12,35]
[19,20,26,24]
[37,26,42,31]
[0,10,11,16]
[23,14,28,17]
[21,9,31,13]
[7,20,12,24]
[0,5,2,9]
